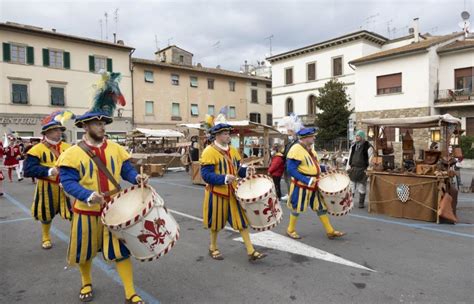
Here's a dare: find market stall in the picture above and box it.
[362,114,461,223]
[178,121,282,185]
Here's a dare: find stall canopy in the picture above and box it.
[128,128,185,138]
[177,120,281,136]
[361,114,461,129]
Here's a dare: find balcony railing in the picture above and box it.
[435,88,474,103]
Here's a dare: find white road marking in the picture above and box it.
[234,230,376,272]
[168,208,375,272]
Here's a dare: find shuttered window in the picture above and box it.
[285,67,293,85]
[332,57,343,76]
[466,117,474,136]
[251,89,258,103]
[454,67,473,91]
[377,73,402,95]
[307,62,316,81]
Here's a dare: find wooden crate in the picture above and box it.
[148,164,165,177]
[190,161,206,185]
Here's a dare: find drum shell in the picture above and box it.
[235,174,283,231]
[102,186,180,262]
[318,171,353,216]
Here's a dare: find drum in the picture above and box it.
[318,171,353,216]
[235,174,283,231]
[101,185,180,262]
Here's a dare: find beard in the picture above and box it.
[88,131,104,142]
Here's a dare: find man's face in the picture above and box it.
[355,135,362,142]
[84,120,106,141]
[215,131,231,145]
[45,128,63,142]
[301,136,314,146]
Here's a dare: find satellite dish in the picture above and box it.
[461,11,470,20]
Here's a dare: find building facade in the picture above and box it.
[0,22,134,142]
[132,46,272,129]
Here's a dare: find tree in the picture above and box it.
[315,79,353,141]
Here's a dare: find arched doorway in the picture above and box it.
[307,95,316,115]
[286,97,294,115]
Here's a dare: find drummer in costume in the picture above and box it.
[57,73,148,304]
[23,111,74,249]
[201,113,267,261]
[286,127,346,240]
[3,135,22,182]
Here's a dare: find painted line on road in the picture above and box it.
[349,214,474,239]
[3,193,160,304]
[155,181,474,239]
[0,217,31,224]
[168,208,237,232]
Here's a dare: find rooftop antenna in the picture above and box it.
[113,8,119,40]
[154,34,159,52]
[99,19,103,40]
[104,12,108,41]
[264,34,274,56]
[459,10,470,37]
[385,19,393,38]
[167,37,173,46]
[364,13,379,31]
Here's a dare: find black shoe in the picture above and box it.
[0,193,4,196]
[18,178,24,182]
[358,193,366,208]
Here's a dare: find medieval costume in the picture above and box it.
[24,111,74,249]
[3,136,21,182]
[286,128,346,240]
[57,72,144,304]
[201,114,266,261]
[346,130,374,208]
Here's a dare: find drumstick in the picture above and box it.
[140,166,145,203]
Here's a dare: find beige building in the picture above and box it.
[132,46,272,129]
[0,22,134,142]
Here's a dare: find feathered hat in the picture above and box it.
[75,72,126,128]
[41,110,75,134]
[204,106,233,135]
[280,113,303,134]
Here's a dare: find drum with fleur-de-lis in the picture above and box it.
[235,174,283,231]
[101,185,180,262]
[318,171,353,216]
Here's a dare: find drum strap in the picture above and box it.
[78,141,121,197]
[291,178,318,191]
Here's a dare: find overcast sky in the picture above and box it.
[1,0,472,71]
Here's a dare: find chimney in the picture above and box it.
[413,18,419,43]
[52,28,56,32]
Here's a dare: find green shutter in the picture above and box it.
[64,52,70,69]
[107,58,113,72]
[27,46,34,65]
[42,48,49,66]
[89,55,95,72]
[3,43,11,62]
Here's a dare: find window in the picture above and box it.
[266,91,272,104]
[266,83,271,88]
[250,113,261,123]
[145,101,154,115]
[144,71,154,83]
[10,44,26,64]
[208,78,214,90]
[49,50,63,68]
[229,81,236,92]
[11,83,28,104]
[94,56,107,73]
[377,73,402,95]
[171,74,180,85]
[307,95,316,115]
[454,67,473,92]
[286,98,293,115]
[190,76,198,88]
[285,67,293,85]
[50,87,65,106]
[229,106,236,118]
[251,89,258,103]
[191,104,199,116]
[266,113,273,126]
[179,55,184,63]
[172,103,180,117]
[307,62,316,81]
[467,117,474,136]
[332,56,343,77]
[251,81,258,87]
[208,105,215,115]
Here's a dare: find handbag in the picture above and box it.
[376,128,388,150]
[438,191,457,223]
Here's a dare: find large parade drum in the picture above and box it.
[101,185,180,262]
[318,171,353,216]
[235,174,283,231]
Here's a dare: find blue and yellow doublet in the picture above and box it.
[286,143,327,215]
[200,144,248,231]
[57,140,138,265]
[24,141,72,223]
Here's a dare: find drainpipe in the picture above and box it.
[130,48,136,128]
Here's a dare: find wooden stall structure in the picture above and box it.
[362,114,461,223]
[178,121,282,185]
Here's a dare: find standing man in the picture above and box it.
[286,128,346,240]
[201,119,266,261]
[57,72,148,303]
[24,112,73,249]
[346,130,373,208]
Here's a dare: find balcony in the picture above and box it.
[434,88,474,108]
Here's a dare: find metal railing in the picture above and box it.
[435,88,473,101]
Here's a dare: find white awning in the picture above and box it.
[132,128,184,138]
[361,114,461,128]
